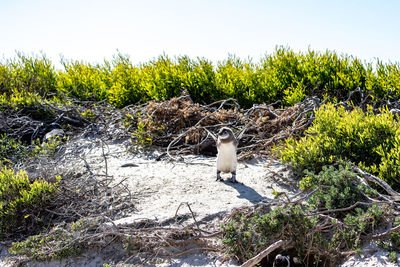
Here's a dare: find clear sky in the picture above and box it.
[1,0,399,68]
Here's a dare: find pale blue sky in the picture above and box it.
[1,0,399,68]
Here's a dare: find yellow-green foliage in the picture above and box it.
[1,48,400,109]
[0,134,30,166]
[1,52,57,96]
[0,89,42,109]
[0,166,59,237]
[215,56,259,107]
[57,59,108,101]
[277,103,400,188]
[366,61,400,98]
[105,54,146,108]
[33,135,64,156]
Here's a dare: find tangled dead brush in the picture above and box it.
[134,95,319,159]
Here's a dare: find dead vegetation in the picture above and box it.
[130,93,320,160]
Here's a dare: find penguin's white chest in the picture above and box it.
[216,142,237,173]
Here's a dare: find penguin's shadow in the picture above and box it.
[222,180,270,204]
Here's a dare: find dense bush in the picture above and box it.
[222,205,322,263]
[222,166,389,265]
[367,60,400,98]
[277,103,400,189]
[57,59,107,101]
[300,166,369,211]
[1,48,399,109]
[222,204,388,265]
[0,166,59,237]
[0,52,57,97]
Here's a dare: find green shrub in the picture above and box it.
[184,57,219,104]
[57,60,107,101]
[331,204,387,251]
[215,56,258,107]
[104,53,148,107]
[277,103,400,189]
[301,166,370,211]
[222,166,389,265]
[0,166,59,237]
[0,63,12,95]
[1,48,400,109]
[366,60,400,99]
[259,47,303,104]
[0,132,64,167]
[0,53,57,97]
[222,205,322,263]
[0,89,41,108]
[9,229,81,260]
[300,49,367,101]
[9,217,96,260]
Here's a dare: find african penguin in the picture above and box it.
[216,127,238,183]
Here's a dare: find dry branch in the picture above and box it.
[241,240,292,267]
[138,95,319,160]
[352,165,400,201]
[364,224,400,240]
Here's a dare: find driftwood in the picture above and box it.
[241,240,292,267]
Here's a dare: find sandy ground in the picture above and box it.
[339,241,400,267]
[1,137,399,266]
[73,139,296,224]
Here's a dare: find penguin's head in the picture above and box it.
[218,127,234,141]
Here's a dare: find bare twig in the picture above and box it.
[364,224,400,240]
[312,201,389,215]
[352,166,400,201]
[175,202,201,233]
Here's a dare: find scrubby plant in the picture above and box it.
[0,89,42,109]
[2,48,400,109]
[215,55,258,107]
[132,120,155,146]
[184,57,219,104]
[4,52,57,97]
[0,166,59,238]
[141,54,189,100]
[33,135,64,156]
[0,63,12,95]
[104,53,147,107]
[330,204,388,251]
[57,59,107,101]
[301,166,371,211]
[9,217,96,260]
[0,90,59,121]
[222,166,391,265]
[222,205,322,263]
[277,103,400,189]
[366,60,400,99]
